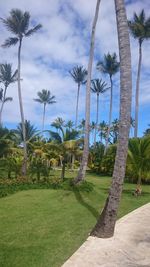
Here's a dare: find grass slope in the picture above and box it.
[0,173,150,267]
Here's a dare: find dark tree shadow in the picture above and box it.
[73,189,99,219]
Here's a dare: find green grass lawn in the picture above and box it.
[0,172,150,267]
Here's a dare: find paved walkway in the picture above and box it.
[62,203,150,267]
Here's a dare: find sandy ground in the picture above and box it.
[62,203,150,267]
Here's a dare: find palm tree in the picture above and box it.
[1,9,42,175]
[15,120,38,154]
[69,66,87,127]
[127,137,150,187]
[34,89,56,131]
[110,118,119,144]
[130,117,135,137]
[15,120,38,143]
[74,0,101,184]
[91,79,109,145]
[91,0,132,238]
[99,120,108,143]
[78,119,85,134]
[144,125,150,137]
[49,122,79,179]
[0,126,15,157]
[65,120,74,131]
[90,121,96,144]
[0,63,17,125]
[97,53,119,153]
[128,10,150,138]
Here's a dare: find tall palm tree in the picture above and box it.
[34,89,56,131]
[91,0,132,238]
[69,66,87,127]
[1,9,42,175]
[91,79,109,145]
[128,10,150,138]
[0,63,17,125]
[74,0,101,184]
[97,53,119,153]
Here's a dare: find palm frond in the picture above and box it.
[69,65,87,84]
[4,97,13,103]
[21,11,30,33]
[25,24,42,37]
[48,130,62,143]
[1,37,19,48]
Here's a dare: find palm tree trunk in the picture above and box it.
[0,85,7,126]
[18,38,27,176]
[72,154,75,171]
[90,0,132,238]
[61,160,66,180]
[74,0,101,184]
[94,94,99,145]
[134,42,142,138]
[42,103,46,131]
[104,76,113,154]
[75,83,80,128]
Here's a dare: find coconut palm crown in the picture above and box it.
[97,53,120,77]
[128,9,150,45]
[1,9,42,48]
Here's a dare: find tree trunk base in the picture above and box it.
[90,197,116,238]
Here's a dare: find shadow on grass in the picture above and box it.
[73,189,99,219]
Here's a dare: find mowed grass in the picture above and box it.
[0,172,150,267]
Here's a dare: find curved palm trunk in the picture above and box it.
[134,42,142,138]
[74,0,101,184]
[90,0,132,238]
[0,85,7,126]
[42,103,46,132]
[94,93,99,145]
[104,76,113,154]
[75,83,80,128]
[18,38,27,176]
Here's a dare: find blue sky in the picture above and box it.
[0,0,149,137]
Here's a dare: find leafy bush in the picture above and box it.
[101,145,116,175]
[29,155,51,181]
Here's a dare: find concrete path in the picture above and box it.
[62,203,150,267]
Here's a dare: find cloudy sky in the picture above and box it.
[0,0,149,136]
